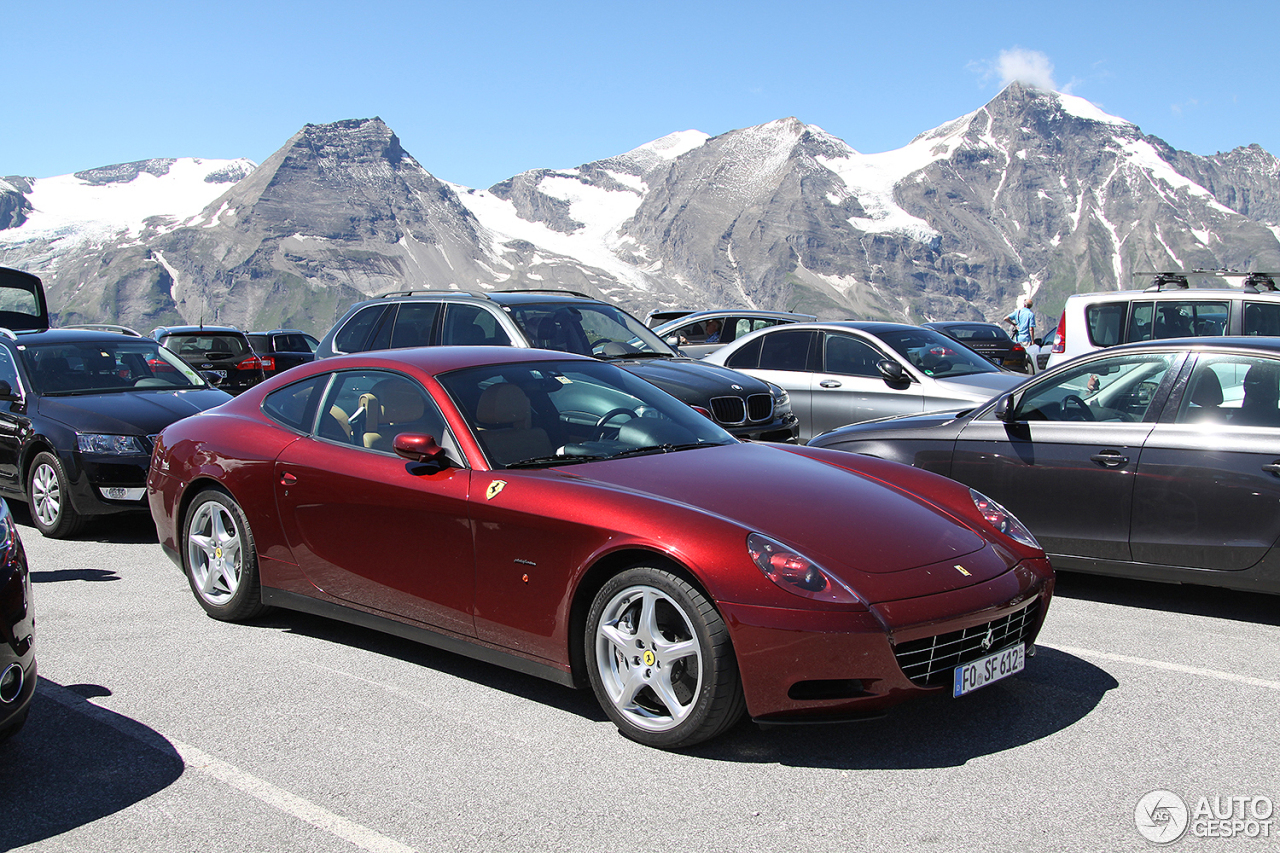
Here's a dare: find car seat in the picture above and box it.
[475,382,552,465]
[1233,364,1280,427]
[1183,369,1225,422]
[360,379,429,452]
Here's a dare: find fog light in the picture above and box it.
[99,487,146,501]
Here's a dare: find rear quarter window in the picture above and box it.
[1085,302,1126,347]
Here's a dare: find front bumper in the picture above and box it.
[722,560,1053,721]
[61,451,153,517]
[726,412,800,443]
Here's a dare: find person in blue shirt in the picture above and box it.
[704,318,722,343]
[1004,296,1037,373]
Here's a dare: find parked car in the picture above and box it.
[0,498,33,742]
[923,321,1029,373]
[810,336,1280,594]
[0,328,231,537]
[0,267,49,332]
[644,308,694,328]
[1045,273,1280,369]
[148,347,1053,749]
[246,329,319,378]
[653,310,817,358]
[151,326,267,394]
[704,321,1025,442]
[317,290,798,441]
[1035,329,1058,371]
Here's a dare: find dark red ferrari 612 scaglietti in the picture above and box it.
[148,347,1054,749]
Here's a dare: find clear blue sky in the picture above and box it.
[6,1,1276,189]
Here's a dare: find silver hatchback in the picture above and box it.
[704,321,1024,441]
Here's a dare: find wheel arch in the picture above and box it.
[566,547,719,689]
[174,476,238,551]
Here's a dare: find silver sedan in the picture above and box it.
[704,321,1024,441]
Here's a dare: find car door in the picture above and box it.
[808,331,926,437]
[950,351,1180,561]
[723,328,818,435]
[273,369,476,636]
[1130,352,1280,570]
[0,348,24,492]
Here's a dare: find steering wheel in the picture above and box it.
[1060,394,1095,421]
[594,407,636,437]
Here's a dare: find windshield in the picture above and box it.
[878,328,1002,378]
[505,302,677,359]
[164,333,252,360]
[439,359,735,469]
[22,339,207,395]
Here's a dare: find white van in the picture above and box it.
[1045,273,1280,369]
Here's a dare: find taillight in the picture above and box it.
[147,357,175,373]
[1052,312,1066,353]
[237,355,265,371]
[1011,344,1025,354]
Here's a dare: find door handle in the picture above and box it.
[819,380,843,388]
[1089,451,1129,468]
[280,472,298,486]
[1263,463,1280,477]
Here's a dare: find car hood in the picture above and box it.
[559,442,991,593]
[37,388,232,435]
[613,357,771,401]
[931,371,1023,399]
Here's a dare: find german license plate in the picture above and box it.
[208,369,227,380]
[953,644,1024,697]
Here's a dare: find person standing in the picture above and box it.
[1005,295,1037,374]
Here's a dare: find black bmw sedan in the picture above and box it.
[0,328,231,537]
[810,337,1280,595]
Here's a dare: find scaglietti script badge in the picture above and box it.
[486,480,507,500]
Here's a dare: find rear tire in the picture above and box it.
[586,566,745,749]
[182,489,266,621]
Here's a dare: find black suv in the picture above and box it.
[0,328,231,537]
[247,329,319,379]
[317,290,799,441]
[152,325,267,394]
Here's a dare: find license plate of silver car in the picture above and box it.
[953,643,1024,697]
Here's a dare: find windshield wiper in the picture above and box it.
[596,351,671,361]
[503,454,611,469]
[611,442,718,458]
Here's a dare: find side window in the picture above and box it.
[823,333,882,377]
[0,348,20,395]
[724,334,763,369]
[1126,302,1154,342]
[334,305,390,353]
[317,370,449,453]
[757,330,815,372]
[440,304,512,346]
[1153,301,1227,339]
[1085,301,1127,348]
[389,302,441,349]
[1244,302,1280,337]
[261,374,328,432]
[1179,356,1280,427]
[1013,353,1176,422]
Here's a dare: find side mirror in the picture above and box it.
[994,393,1016,423]
[0,380,15,401]
[664,334,681,346]
[394,433,448,464]
[876,359,911,384]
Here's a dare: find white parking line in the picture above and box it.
[1048,644,1280,691]
[39,681,416,853]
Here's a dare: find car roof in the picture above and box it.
[155,325,246,335]
[300,345,596,379]
[924,320,1003,329]
[1102,336,1280,357]
[3,328,161,346]
[763,320,932,334]
[652,309,816,328]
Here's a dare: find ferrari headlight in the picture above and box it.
[77,433,148,455]
[969,489,1040,549]
[747,533,865,606]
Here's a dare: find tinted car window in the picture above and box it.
[723,334,763,369]
[1180,355,1280,427]
[262,374,328,432]
[334,304,390,353]
[823,333,882,377]
[1013,353,1175,422]
[756,330,814,371]
[876,327,999,378]
[1244,302,1280,337]
[275,333,315,352]
[440,303,511,346]
[0,348,20,393]
[165,333,251,359]
[388,302,440,349]
[1085,302,1126,347]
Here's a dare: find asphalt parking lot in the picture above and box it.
[3,508,1278,852]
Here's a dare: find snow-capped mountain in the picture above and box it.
[1,84,1277,334]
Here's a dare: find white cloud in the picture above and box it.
[995,48,1058,90]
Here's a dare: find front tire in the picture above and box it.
[27,451,85,539]
[183,489,266,621]
[586,566,745,749]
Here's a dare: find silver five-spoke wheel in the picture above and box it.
[26,451,84,538]
[183,490,265,621]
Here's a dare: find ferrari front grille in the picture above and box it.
[893,598,1040,687]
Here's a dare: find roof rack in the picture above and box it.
[59,323,145,337]
[1135,269,1280,293]
[502,288,593,299]
[376,289,492,300]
